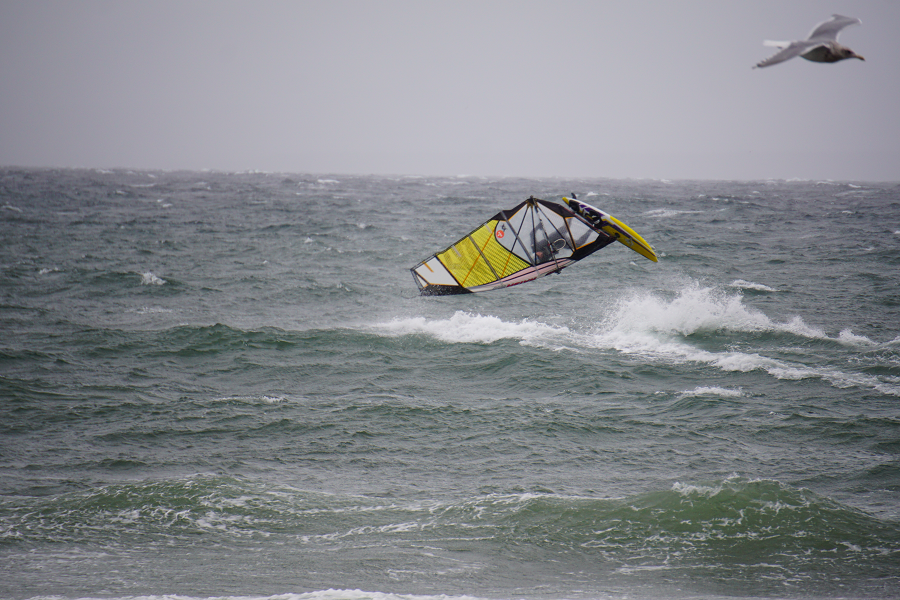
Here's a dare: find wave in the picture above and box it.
[81,269,179,292]
[5,473,894,545]
[17,593,490,600]
[45,279,897,399]
[677,386,743,399]
[728,279,779,293]
[384,285,852,347]
[140,271,166,285]
[591,285,900,395]
[597,283,822,339]
[644,208,705,219]
[285,593,484,600]
[374,312,569,346]
[372,283,900,396]
[4,475,896,595]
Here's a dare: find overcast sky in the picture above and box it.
[1,0,898,181]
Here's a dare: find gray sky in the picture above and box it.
[1,0,898,180]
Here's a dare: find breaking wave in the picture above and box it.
[374,311,569,346]
[376,283,900,396]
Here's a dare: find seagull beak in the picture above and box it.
[856,53,865,61]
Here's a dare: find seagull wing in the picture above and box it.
[808,14,861,41]
[754,40,817,68]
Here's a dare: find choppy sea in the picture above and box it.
[1,168,899,600]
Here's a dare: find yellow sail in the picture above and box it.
[411,196,656,295]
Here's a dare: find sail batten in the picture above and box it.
[411,195,656,296]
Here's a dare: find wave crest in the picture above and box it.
[375,311,569,345]
[601,284,813,338]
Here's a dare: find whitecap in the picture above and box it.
[141,271,166,285]
[584,284,900,396]
[838,328,877,347]
[131,306,173,314]
[645,208,703,219]
[213,395,289,404]
[677,386,743,399]
[597,284,778,338]
[712,352,781,373]
[780,315,827,339]
[287,590,487,600]
[729,279,778,293]
[672,480,727,497]
[375,311,569,346]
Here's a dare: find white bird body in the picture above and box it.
[755,14,864,69]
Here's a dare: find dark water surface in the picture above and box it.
[1,168,899,600]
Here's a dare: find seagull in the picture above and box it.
[754,14,864,69]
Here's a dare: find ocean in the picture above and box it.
[1,167,898,600]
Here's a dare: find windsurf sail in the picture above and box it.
[410,195,657,295]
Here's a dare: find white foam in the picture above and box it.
[378,285,899,396]
[598,284,778,338]
[141,272,166,285]
[645,208,703,218]
[286,592,485,600]
[678,386,743,399]
[212,395,290,405]
[672,474,750,498]
[261,395,289,404]
[838,328,877,347]
[712,352,780,372]
[376,311,568,346]
[131,306,173,314]
[729,279,778,293]
[587,285,900,396]
[780,315,828,339]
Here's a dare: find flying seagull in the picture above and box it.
[754,14,864,69]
